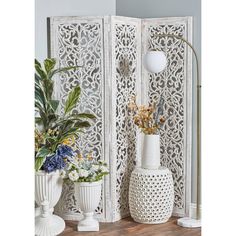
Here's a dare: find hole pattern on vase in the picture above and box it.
[129,168,174,223]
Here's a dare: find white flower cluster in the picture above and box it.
[64,155,109,183]
[68,170,79,181]
[78,169,89,178]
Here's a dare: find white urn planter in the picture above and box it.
[142,134,160,169]
[35,170,65,236]
[74,180,102,231]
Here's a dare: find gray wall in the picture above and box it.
[35,0,116,62]
[117,0,201,204]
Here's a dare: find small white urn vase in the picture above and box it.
[142,134,160,170]
[35,170,65,236]
[74,180,102,231]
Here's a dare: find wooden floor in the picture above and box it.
[59,217,201,236]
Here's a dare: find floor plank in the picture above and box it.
[59,217,201,236]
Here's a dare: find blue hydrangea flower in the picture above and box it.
[42,145,75,173]
[57,145,75,158]
[42,153,66,173]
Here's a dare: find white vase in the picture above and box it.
[142,134,160,170]
[74,180,102,231]
[35,170,65,236]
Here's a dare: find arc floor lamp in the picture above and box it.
[143,34,201,228]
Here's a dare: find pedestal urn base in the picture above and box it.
[35,170,65,236]
[77,212,99,231]
[74,180,102,232]
[35,215,65,236]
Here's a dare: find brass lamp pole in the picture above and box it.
[144,34,201,227]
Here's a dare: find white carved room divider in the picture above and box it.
[49,16,192,221]
[141,17,193,217]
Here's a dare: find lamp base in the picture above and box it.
[177,217,201,228]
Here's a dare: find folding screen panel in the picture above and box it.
[108,16,141,221]
[50,16,106,221]
[141,17,193,216]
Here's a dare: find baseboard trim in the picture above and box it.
[35,203,202,222]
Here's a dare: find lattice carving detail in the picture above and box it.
[112,21,140,218]
[52,19,104,218]
[142,20,191,214]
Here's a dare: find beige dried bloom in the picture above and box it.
[128,96,166,135]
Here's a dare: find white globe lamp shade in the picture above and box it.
[143,51,167,73]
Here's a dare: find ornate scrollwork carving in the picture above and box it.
[143,21,191,214]
[53,20,104,218]
[113,22,139,218]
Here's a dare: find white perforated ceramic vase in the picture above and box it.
[74,180,102,231]
[129,167,174,224]
[142,134,160,170]
[35,170,65,236]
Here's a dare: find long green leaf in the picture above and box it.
[71,113,96,119]
[49,66,79,78]
[35,79,43,92]
[55,117,82,125]
[35,87,46,109]
[35,74,48,109]
[59,127,80,141]
[35,101,44,113]
[42,78,54,99]
[35,59,41,68]
[35,73,42,85]
[35,62,47,80]
[39,110,48,130]
[35,147,52,171]
[74,121,91,128]
[64,86,81,114]
[36,146,51,158]
[50,117,76,131]
[35,117,43,125]
[60,120,75,134]
[49,100,59,112]
[48,113,58,121]
[35,157,46,171]
[54,119,91,139]
[44,58,56,74]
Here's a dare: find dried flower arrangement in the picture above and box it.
[128,95,166,135]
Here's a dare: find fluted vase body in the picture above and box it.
[35,170,65,236]
[74,181,102,231]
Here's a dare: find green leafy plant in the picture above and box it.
[35,58,96,172]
